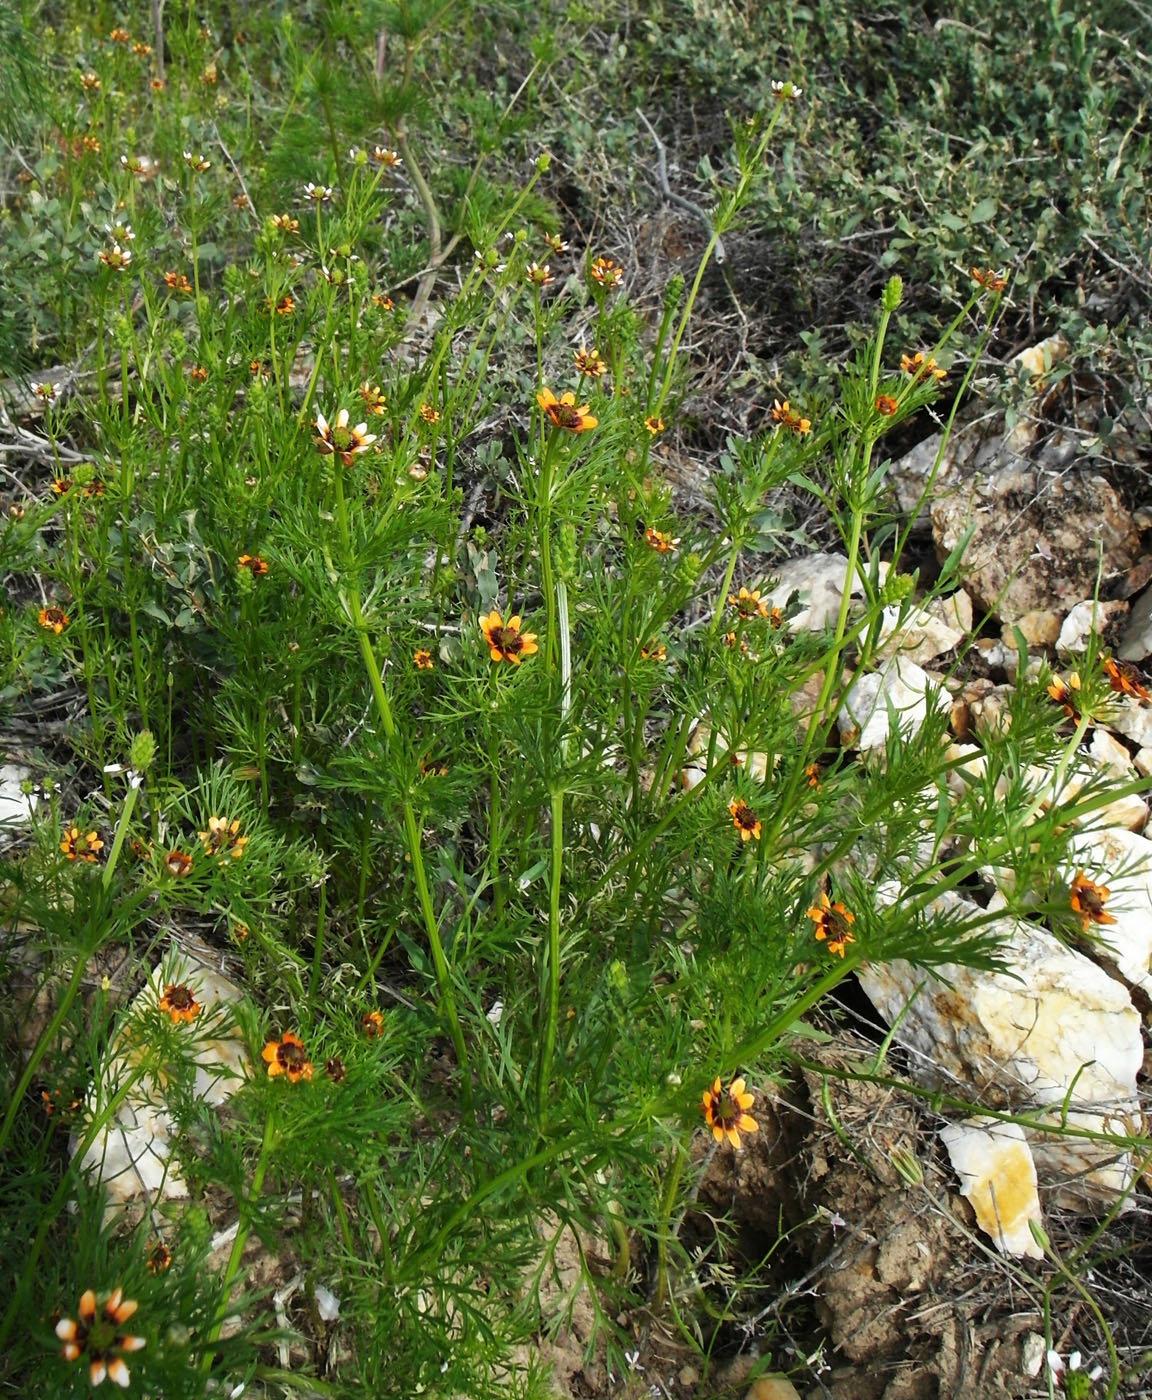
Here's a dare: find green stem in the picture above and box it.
[654,1139,688,1309]
[202,1109,276,1371]
[536,787,564,1124]
[330,468,470,1101]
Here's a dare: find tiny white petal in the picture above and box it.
[314,1283,340,1321]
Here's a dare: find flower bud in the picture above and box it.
[882,275,904,312]
[129,729,157,772]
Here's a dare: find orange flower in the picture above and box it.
[413,648,434,670]
[729,799,761,842]
[163,850,193,878]
[589,256,624,289]
[644,527,679,554]
[1103,657,1150,701]
[971,267,1007,292]
[39,606,69,634]
[728,587,770,620]
[1069,871,1116,932]
[1047,672,1090,724]
[61,827,103,863]
[419,403,440,424]
[198,815,248,862]
[237,553,268,575]
[573,346,607,377]
[158,982,200,1022]
[874,394,898,416]
[900,351,947,383]
[145,1241,172,1273]
[805,763,822,788]
[640,641,667,662]
[56,1288,145,1388]
[770,398,811,435]
[643,415,664,435]
[480,610,538,665]
[808,891,856,957]
[262,1031,313,1082]
[362,1010,384,1037]
[270,213,299,233]
[537,387,597,433]
[701,1076,758,1148]
[359,382,388,415]
[162,270,192,294]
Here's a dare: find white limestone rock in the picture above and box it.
[1103,695,1152,749]
[876,602,965,666]
[858,891,1142,1209]
[939,1118,1043,1258]
[76,948,248,1216]
[0,764,36,827]
[680,718,773,789]
[767,552,886,633]
[1057,599,1129,654]
[1118,580,1152,660]
[1067,827,1152,996]
[838,656,946,753]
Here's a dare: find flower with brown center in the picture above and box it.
[41,1088,80,1118]
[770,398,811,435]
[728,587,770,621]
[1047,672,1091,724]
[98,244,132,271]
[313,409,377,467]
[325,1056,346,1083]
[269,294,294,316]
[1103,657,1150,701]
[573,347,608,377]
[108,27,131,43]
[900,351,947,383]
[1069,871,1116,932]
[61,827,103,863]
[198,815,248,862]
[805,763,822,789]
[480,610,538,665]
[526,262,553,287]
[874,394,898,416]
[158,982,200,1022]
[162,271,192,294]
[543,233,569,255]
[304,182,332,202]
[644,527,679,554]
[56,1287,146,1388]
[808,891,856,957]
[644,415,665,435]
[80,73,101,91]
[701,1076,758,1148]
[588,256,624,289]
[640,641,667,662]
[237,554,268,576]
[262,1031,313,1082]
[413,648,434,671]
[145,1241,171,1274]
[358,382,388,415]
[372,293,394,310]
[162,850,193,879]
[419,403,440,424]
[189,365,207,382]
[372,147,402,167]
[971,267,1007,292]
[537,387,597,433]
[362,1010,384,1037]
[39,606,69,634]
[34,381,60,401]
[729,799,761,842]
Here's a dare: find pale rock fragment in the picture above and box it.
[766,552,886,633]
[858,890,1142,1209]
[1118,581,1152,661]
[1057,599,1128,654]
[0,764,35,826]
[1103,695,1152,749]
[838,656,946,754]
[939,1117,1043,1258]
[745,1379,802,1400]
[1135,748,1152,778]
[680,718,773,789]
[876,602,964,665]
[76,948,248,1216]
[1005,610,1061,648]
[1067,827,1152,996]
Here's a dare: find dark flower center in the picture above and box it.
[279,1042,308,1071]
